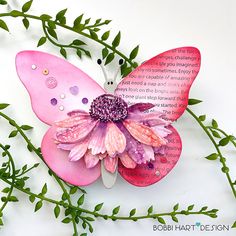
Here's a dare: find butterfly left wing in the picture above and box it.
[16,51,105,186]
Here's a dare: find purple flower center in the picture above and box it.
[89,94,128,122]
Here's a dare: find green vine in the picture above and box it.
[0,0,235,234]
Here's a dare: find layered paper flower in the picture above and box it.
[55,94,171,174]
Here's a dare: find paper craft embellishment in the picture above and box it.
[16,47,201,188]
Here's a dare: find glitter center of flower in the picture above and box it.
[89,94,128,122]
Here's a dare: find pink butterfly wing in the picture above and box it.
[115,47,201,121]
[16,51,105,125]
[116,47,200,186]
[118,126,182,187]
[16,51,104,185]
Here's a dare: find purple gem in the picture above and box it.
[50,98,57,106]
[82,97,88,104]
[69,86,79,95]
[147,162,154,169]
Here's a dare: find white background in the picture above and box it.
[0,0,236,235]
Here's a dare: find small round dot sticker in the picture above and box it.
[43,69,49,75]
[31,64,37,70]
[60,94,66,99]
[59,105,64,111]
[82,98,88,104]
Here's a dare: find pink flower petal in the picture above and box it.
[128,103,155,112]
[69,137,90,161]
[123,119,166,147]
[41,126,101,186]
[56,119,98,143]
[105,123,126,156]
[152,126,172,138]
[118,126,182,187]
[67,110,89,117]
[104,156,118,173]
[57,143,76,151]
[55,114,90,128]
[88,123,106,155]
[119,152,137,169]
[84,151,100,168]
[143,145,155,163]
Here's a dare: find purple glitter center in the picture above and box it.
[89,94,128,122]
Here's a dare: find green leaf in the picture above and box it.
[211,130,221,138]
[219,137,230,146]
[69,186,77,195]
[37,37,47,47]
[173,203,179,211]
[129,45,139,60]
[54,205,60,218]
[60,48,67,59]
[47,27,58,40]
[40,14,52,21]
[205,153,219,160]
[187,204,194,211]
[0,1,7,5]
[199,115,206,121]
[80,233,87,236]
[77,194,85,206]
[0,19,8,32]
[84,50,91,58]
[171,215,178,222]
[2,187,10,193]
[89,30,98,40]
[112,206,120,215]
[72,39,86,46]
[221,166,229,173]
[34,201,43,212]
[212,119,218,128]
[188,98,202,106]
[76,49,82,58]
[129,208,136,217]
[157,216,166,224]
[0,218,3,226]
[9,196,18,202]
[200,206,208,211]
[73,14,83,31]
[56,9,67,24]
[22,0,33,13]
[84,18,91,25]
[105,53,114,65]
[41,183,47,195]
[232,221,236,228]
[0,103,9,110]
[9,130,18,138]
[21,125,33,130]
[62,217,71,224]
[102,47,109,59]
[122,67,132,77]
[22,18,30,29]
[101,31,110,41]
[10,10,22,17]
[29,195,35,203]
[147,205,153,214]
[112,31,121,48]
[94,203,103,211]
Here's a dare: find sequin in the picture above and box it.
[82,98,88,104]
[50,98,57,106]
[60,94,66,99]
[43,69,49,75]
[59,105,64,111]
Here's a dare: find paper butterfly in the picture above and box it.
[16,47,201,188]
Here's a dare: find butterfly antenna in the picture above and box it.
[114,59,124,81]
[97,59,108,81]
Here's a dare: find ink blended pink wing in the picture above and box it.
[115,47,201,186]
[16,51,105,185]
